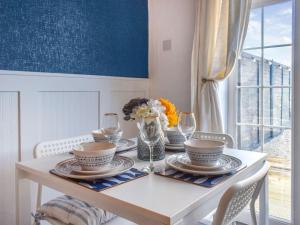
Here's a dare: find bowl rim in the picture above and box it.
[92,129,106,136]
[74,142,116,153]
[166,127,179,131]
[184,139,225,149]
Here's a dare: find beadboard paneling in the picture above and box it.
[0,71,149,224]
[0,92,19,225]
[39,91,100,140]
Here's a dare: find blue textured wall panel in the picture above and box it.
[0,0,148,77]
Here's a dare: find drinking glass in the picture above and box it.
[101,113,123,144]
[138,115,163,173]
[178,112,196,141]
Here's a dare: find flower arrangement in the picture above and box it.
[122,98,149,121]
[122,97,178,129]
[159,98,178,128]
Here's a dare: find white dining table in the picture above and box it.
[15,148,268,225]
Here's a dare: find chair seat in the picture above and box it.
[36,195,116,225]
[43,217,67,225]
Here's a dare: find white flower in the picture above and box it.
[148,99,169,130]
[129,99,169,130]
[159,112,169,130]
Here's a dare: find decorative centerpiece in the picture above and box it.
[122,98,170,161]
[159,98,185,145]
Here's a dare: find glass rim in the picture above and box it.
[104,112,118,116]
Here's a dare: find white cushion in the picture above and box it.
[37,195,116,225]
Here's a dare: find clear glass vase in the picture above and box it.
[137,133,165,161]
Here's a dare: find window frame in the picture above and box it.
[228,5,292,152]
[227,2,293,224]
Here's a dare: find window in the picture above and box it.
[233,0,292,221]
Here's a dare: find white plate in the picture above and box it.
[165,142,184,147]
[176,153,229,170]
[116,139,136,152]
[165,141,185,151]
[52,155,134,180]
[165,145,185,151]
[166,154,243,175]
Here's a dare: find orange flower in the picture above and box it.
[159,98,178,127]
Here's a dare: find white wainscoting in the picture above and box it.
[0,92,19,225]
[0,70,149,225]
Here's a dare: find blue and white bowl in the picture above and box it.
[184,139,225,166]
[73,142,116,171]
[166,127,185,144]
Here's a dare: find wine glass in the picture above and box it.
[178,112,196,141]
[101,113,123,144]
[138,115,163,173]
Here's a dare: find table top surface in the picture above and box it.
[16,148,267,225]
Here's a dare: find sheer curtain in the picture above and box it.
[191,0,252,133]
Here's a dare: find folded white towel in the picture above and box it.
[36,195,116,225]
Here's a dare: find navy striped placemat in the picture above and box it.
[155,166,245,188]
[50,168,148,191]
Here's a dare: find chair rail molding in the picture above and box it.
[0,70,149,225]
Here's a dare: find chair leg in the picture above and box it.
[250,201,258,225]
[36,184,43,210]
[31,212,42,225]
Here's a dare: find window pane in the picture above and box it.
[264,1,292,46]
[264,46,292,68]
[282,68,292,86]
[263,88,291,127]
[237,125,262,150]
[263,128,291,220]
[244,8,262,49]
[237,88,260,124]
[282,88,292,126]
[270,63,287,86]
[237,2,292,222]
[239,50,261,86]
[263,47,292,85]
[263,59,271,85]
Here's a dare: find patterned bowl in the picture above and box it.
[73,142,116,171]
[184,139,225,166]
[166,127,186,144]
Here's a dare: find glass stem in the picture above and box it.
[184,134,188,141]
[149,144,154,172]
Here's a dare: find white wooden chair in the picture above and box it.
[33,135,134,225]
[197,162,270,225]
[192,131,234,148]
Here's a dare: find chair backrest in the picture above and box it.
[34,134,94,159]
[33,134,94,210]
[212,162,270,225]
[192,131,234,148]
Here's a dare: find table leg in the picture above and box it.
[259,173,269,225]
[15,168,31,225]
[15,167,21,225]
